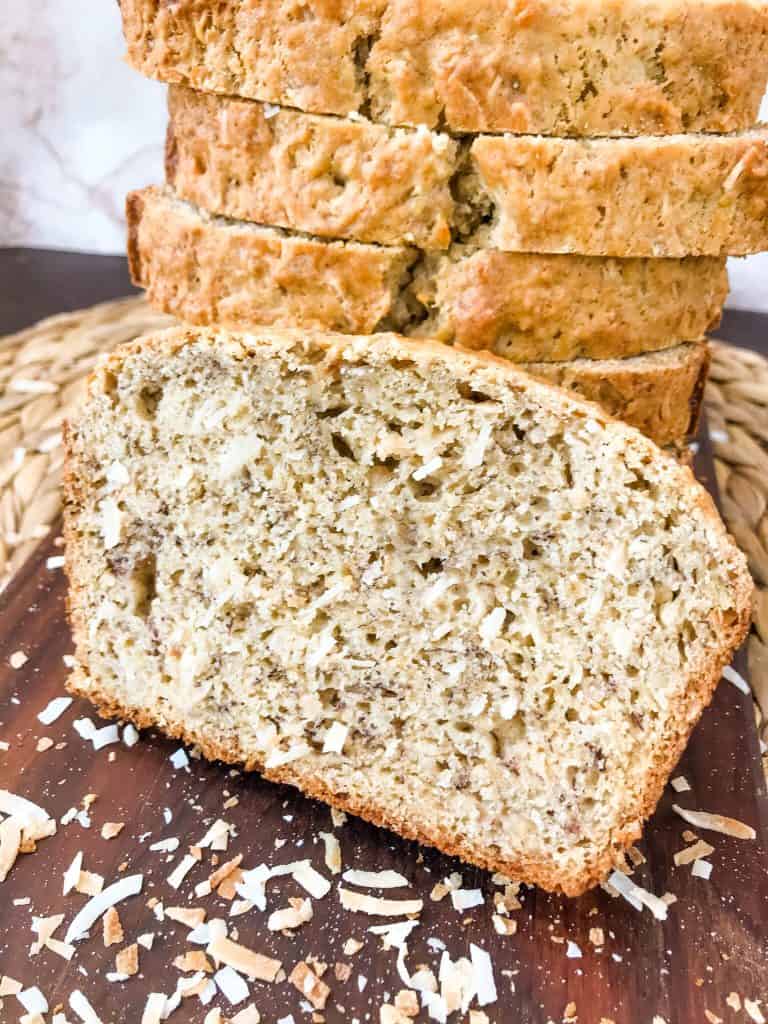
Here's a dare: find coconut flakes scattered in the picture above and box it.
[566,941,582,958]
[68,989,103,1024]
[231,1007,261,1024]
[63,851,83,895]
[450,888,484,911]
[339,889,423,917]
[745,1000,766,1024]
[607,870,668,920]
[18,987,48,1015]
[30,914,65,955]
[208,935,282,982]
[343,868,409,889]
[322,722,349,754]
[198,819,232,850]
[116,944,139,976]
[318,831,342,874]
[65,873,144,944]
[368,920,420,949]
[492,914,517,935]
[470,943,498,1007]
[214,966,249,1005]
[149,837,180,853]
[100,822,124,840]
[168,853,199,890]
[0,976,22,996]
[670,775,691,793]
[268,897,313,931]
[170,747,190,770]
[141,992,167,1024]
[122,723,139,747]
[673,839,715,866]
[722,665,750,695]
[0,790,50,825]
[691,859,713,880]
[289,961,330,1010]
[37,696,72,725]
[76,870,105,897]
[292,860,331,899]
[9,650,28,669]
[672,804,756,839]
[73,718,120,751]
[0,817,22,882]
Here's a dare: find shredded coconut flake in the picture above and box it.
[65,874,143,944]
[68,990,103,1024]
[672,804,756,839]
[322,722,349,754]
[722,664,750,695]
[339,889,423,916]
[691,859,713,880]
[450,888,484,911]
[342,869,409,889]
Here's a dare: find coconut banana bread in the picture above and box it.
[470,129,768,257]
[119,0,768,135]
[164,87,768,256]
[63,325,752,895]
[128,187,726,362]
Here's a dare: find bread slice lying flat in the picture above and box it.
[64,326,751,895]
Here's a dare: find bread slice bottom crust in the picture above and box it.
[64,326,751,896]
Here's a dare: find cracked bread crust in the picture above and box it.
[119,0,768,136]
[63,325,752,895]
[164,86,768,257]
[128,183,722,357]
[472,129,768,257]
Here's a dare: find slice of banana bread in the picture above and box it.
[128,187,725,361]
[64,325,751,895]
[119,0,768,135]
[164,87,768,257]
[469,129,768,257]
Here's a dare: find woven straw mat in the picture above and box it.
[1,296,766,773]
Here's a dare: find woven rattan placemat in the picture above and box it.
[1,297,766,772]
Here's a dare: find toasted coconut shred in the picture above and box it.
[672,805,757,839]
[2,639,762,1020]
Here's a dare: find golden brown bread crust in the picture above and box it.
[164,85,768,257]
[128,185,723,373]
[528,344,711,447]
[166,85,457,249]
[62,325,753,896]
[119,0,768,135]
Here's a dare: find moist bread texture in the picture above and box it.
[119,0,768,135]
[64,326,751,895]
[128,186,725,362]
[164,87,768,256]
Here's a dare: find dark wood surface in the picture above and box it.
[0,251,766,1021]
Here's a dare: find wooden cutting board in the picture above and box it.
[0,434,766,1024]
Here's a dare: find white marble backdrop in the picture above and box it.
[1,1,766,310]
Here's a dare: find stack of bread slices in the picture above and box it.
[61,0,761,898]
[121,0,768,449]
